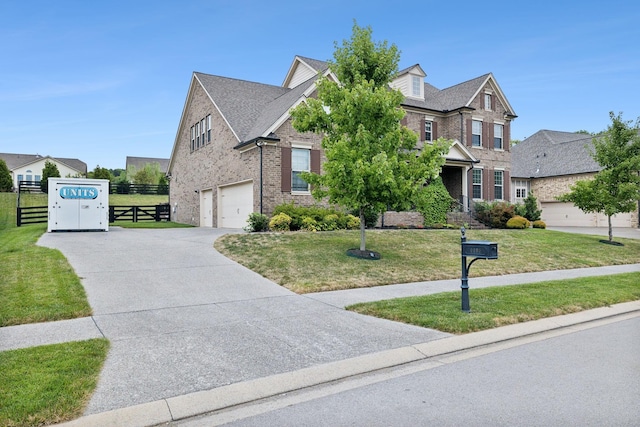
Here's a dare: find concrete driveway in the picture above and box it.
[547,226,640,240]
[36,227,448,415]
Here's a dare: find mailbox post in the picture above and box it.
[460,227,498,312]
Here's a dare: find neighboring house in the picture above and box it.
[0,153,87,191]
[126,156,170,174]
[511,130,639,228]
[168,55,517,228]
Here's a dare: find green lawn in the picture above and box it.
[0,339,109,427]
[348,272,640,334]
[214,229,640,293]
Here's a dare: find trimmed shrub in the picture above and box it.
[321,214,340,231]
[269,212,292,231]
[475,201,516,229]
[506,215,530,229]
[532,220,547,229]
[301,216,320,232]
[345,214,360,230]
[245,212,269,232]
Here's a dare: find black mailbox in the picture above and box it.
[462,240,498,259]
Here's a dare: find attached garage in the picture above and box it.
[218,181,254,228]
[541,202,633,227]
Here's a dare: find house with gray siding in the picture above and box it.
[168,56,517,228]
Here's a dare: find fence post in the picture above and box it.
[17,207,21,227]
[133,206,138,223]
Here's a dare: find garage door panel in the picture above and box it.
[541,202,632,227]
[219,181,253,229]
[541,202,595,227]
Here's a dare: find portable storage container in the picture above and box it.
[47,178,109,232]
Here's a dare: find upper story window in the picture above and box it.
[472,120,482,147]
[494,123,504,150]
[190,115,211,152]
[494,170,504,200]
[200,118,205,146]
[424,121,432,142]
[291,148,310,192]
[412,76,421,97]
[484,93,492,111]
[472,169,483,199]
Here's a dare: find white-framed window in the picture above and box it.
[207,115,211,143]
[472,120,482,147]
[35,174,41,184]
[494,170,504,200]
[472,169,483,199]
[200,118,205,145]
[424,120,432,141]
[494,123,504,150]
[291,148,311,192]
[17,174,24,182]
[195,122,200,148]
[412,75,421,97]
[484,93,491,111]
[514,179,529,201]
[190,126,195,151]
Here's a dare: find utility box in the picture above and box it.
[48,178,109,232]
[461,240,498,259]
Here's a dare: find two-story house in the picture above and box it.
[168,56,516,228]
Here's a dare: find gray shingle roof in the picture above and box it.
[195,72,316,143]
[126,156,169,173]
[0,153,87,174]
[511,130,601,178]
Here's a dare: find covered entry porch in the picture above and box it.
[440,140,478,212]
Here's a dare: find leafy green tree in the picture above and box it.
[130,163,162,185]
[0,159,12,192]
[290,22,450,253]
[40,160,61,193]
[415,177,453,226]
[89,165,112,181]
[559,112,640,242]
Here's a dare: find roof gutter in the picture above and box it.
[233,135,280,150]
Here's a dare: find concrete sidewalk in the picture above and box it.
[0,227,638,427]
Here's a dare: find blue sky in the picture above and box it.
[1,0,638,170]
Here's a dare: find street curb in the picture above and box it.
[56,300,640,427]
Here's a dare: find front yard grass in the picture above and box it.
[0,223,92,326]
[347,272,640,334]
[0,339,109,427]
[214,229,640,293]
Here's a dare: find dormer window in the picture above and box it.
[412,76,421,97]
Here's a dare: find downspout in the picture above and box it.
[256,140,264,214]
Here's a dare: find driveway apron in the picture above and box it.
[37,227,449,415]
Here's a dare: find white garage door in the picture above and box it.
[218,181,254,228]
[541,202,632,227]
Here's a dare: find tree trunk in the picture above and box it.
[359,208,366,251]
[608,215,613,242]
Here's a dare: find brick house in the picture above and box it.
[511,130,639,228]
[0,153,87,191]
[167,56,517,228]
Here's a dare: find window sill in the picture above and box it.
[291,191,311,196]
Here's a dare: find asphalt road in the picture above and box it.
[175,315,640,427]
